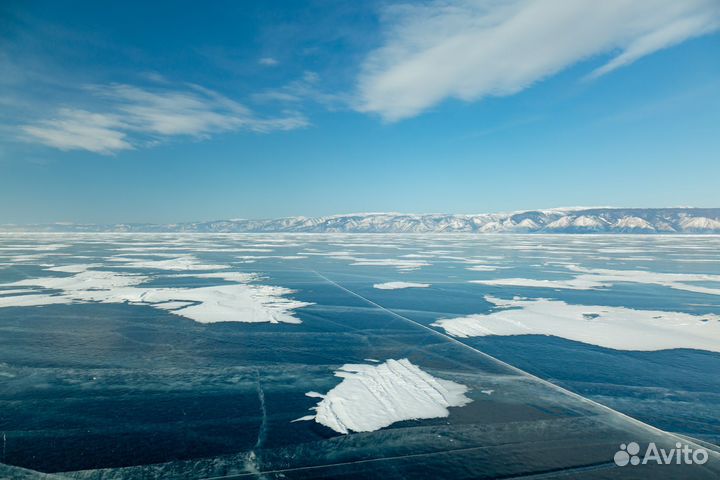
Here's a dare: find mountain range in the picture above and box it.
[4,208,720,234]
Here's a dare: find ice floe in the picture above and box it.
[295,358,472,434]
[373,282,430,290]
[432,296,720,352]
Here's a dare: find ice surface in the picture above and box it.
[296,358,472,434]
[2,233,720,477]
[432,296,720,352]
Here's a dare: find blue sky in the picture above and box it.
[1,0,719,224]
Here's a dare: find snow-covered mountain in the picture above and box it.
[4,208,720,234]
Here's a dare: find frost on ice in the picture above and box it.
[295,359,472,434]
[432,296,720,352]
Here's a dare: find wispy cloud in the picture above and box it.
[253,71,346,109]
[21,109,132,155]
[356,0,720,121]
[259,57,279,66]
[20,83,309,154]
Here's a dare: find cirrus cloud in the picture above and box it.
[22,109,133,155]
[356,0,720,121]
[20,83,309,154]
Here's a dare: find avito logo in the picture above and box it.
[614,442,708,467]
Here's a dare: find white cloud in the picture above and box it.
[21,109,133,154]
[21,83,309,154]
[253,71,345,108]
[93,83,252,136]
[255,71,320,103]
[356,0,720,121]
[259,57,279,66]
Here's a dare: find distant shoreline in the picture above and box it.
[2,207,719,234]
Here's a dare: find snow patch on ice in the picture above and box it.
[472,265,720,296]
[0,265,310,324]
[432,296,720,352]
[565,265,720,296]
[236,255,307,260]
[295,358,472,434]
[45,263,102,273]
[142,284,309,324]
[109,255,229,271]
[466,265,502,272]
[471,276,604,290]
[349,257,430,270]
[171,272,259,283]
[373,282,430,290]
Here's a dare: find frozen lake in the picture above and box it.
[0,233,719,478]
